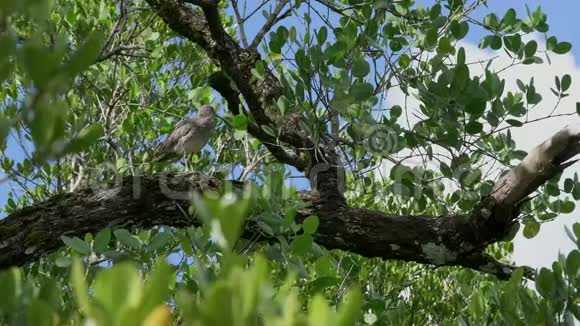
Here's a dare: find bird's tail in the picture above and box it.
[153,149,176,162]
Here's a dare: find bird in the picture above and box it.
[153,105,215,162]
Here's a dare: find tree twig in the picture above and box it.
[249,0,291,49]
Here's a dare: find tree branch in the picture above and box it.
[249,0,291,49]
[489,125,580,211]
[208,71,307,169]
[231,0,249,47]
[146,0,314,170]
[0,172,529,280]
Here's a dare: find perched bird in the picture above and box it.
[153,105,215,162]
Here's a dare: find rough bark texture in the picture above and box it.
[1,0,579,280]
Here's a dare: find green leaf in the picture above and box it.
[465,121,483,134]
[452,64,469,92]
[536,267,555,298]
[93,262,142,316]
[350,83,374,102]
[0,118,11,146]
[308,294,330,325]
[192,189,251,252]
[565,250,580,278]
[554,76,561,91]
[61,235,91,255]
[457,47,466,66]
[574,223,580,239]
[20,38,58,87]
[231,114,248,130]
[302,215,319,234]
[523,222,540,239]
[71,259,91,315]
[26,300,53,326]
[437,37,453,54]
[501,8,517,27]
[114,229,143,249]
[429,4,441,18]
[490,35,502,50]
[292,234,313,256]
[139,259,173,320]
[148,32,160,42]
[336,287,363,326]
[202,281,235,325]
[468,291,485,318]
[29,101,66,148]
[450,21,469,40]
[316,27,328,44]
[289,26,296,42]
[314,255,333,277]
[573,182,580,200]
[66,124,104,153]
[398,54,410,68]
[561,74,571,92]
[252,60,265,79]
[66,30,105,77]
[324,41,347,65]
[465,98,486,116]
[553,42,572,54]
[440,162,453,178]
[352,59,370,78]
[93,228,111,253]
[425,28,438,48]
[546,36,557,51]
[560,201,575,214]
[506,119,523,127]
[147,232,173,251]
[504,34,521,52]
[55,256,72,268]
[390,105,402,118]
[546,183,560,197]
[564,178,574,193]
[461,169,482,187]
[524,41,537,58]
[0,268,21,313]
[276,96,290,115]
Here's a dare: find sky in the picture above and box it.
[1,1,580,270]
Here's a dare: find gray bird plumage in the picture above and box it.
[154,105,215,162]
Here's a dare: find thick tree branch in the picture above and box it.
[490,125,580,207]
[2,127,579,279]
[0,172,527,280]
